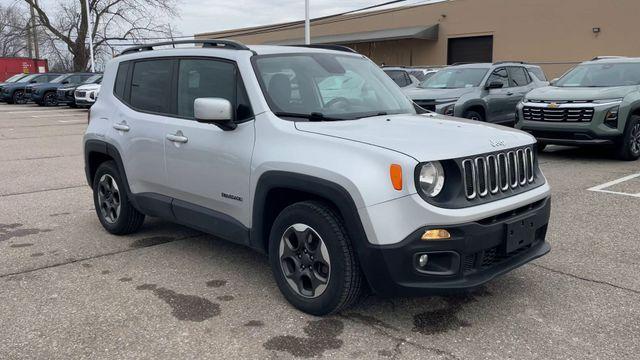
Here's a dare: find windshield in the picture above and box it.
[420,68,488,89]
[254,53,416,120]
[83,74,102,84]
[5,74,25,83]
[51,75,68,83]
[17,74,38,83]
[556,63,640,87]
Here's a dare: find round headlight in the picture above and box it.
[418,162,445,197]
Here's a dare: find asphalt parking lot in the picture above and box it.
[0,104,638,360]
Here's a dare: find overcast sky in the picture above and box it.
[176,0,435,36]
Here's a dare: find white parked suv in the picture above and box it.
[74,82,101,107]
[84,40,551,315]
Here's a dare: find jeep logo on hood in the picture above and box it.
[490,139,506,148]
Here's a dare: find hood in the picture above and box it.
[404,87,477,101]
[77,83,101,91]
[59,85,79,92]
[294,114,534,161]
[526,85,638,101]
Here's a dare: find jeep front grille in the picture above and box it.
[462,147,535,200]
[523,106,594,122]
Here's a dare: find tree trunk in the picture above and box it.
[72,44,89,71]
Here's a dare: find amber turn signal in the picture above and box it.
[421,229,451,240]
[390,164,403,190]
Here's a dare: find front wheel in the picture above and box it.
[43,91,58,106]
[616,115,640,161]
[92,161,145,235]
[11,90,26,104]
[269,201,364,315]
[463,109,485,122]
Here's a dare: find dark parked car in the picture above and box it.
[0,73,61,104]
[29,72,95,106]
[382,67,420,88]
[57,74,103,107]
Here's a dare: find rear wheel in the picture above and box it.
[463,109,485,122]
[92,161,145,235]
[616,115,640,161]
[269,201,363,315]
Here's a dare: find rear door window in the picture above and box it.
[508,67,531,86]
[130,59,173,114]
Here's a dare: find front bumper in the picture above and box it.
[357,197,551,297]
[57,91,75,104]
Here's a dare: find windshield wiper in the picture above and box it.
[273,111,345,121]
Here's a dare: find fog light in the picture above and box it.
[418,254,429,267]
[421,229,451,240]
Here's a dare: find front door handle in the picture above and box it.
[166,131,188,144]
[506,92,514,96]
[113,122,130,132]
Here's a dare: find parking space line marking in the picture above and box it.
[588,173,640,198]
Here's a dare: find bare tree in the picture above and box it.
[23,0,178,71]
[0,5,28,57]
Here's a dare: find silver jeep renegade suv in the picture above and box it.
[84,40,551,315]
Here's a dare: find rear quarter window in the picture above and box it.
[528,67,547,82]
[114,62,131,100]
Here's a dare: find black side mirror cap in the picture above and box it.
[485,81,504,90]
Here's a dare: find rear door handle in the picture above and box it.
[166,131,188,143]
[113,122,130,132]
[506,92,514,96]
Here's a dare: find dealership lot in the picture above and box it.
[0,104,638,359]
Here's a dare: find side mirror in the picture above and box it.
[29,80,36,83]
[62,80,69,84]
[550,78,559,86]
[485,81,504,90]
[194,98,236,130]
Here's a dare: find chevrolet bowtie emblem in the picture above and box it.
[547,102,559,109]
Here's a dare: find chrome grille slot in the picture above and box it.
[516,149,527,185]
[462,159,476,200]
[497,153,509,191]
[461,147,537,201]
[475,157,488,197]
[507,151,518,188]
[525,148,534,182]
[487,155,499,194]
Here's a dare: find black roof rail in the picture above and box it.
[450,62,474,66]
[590,56,627,61]
[292,44,358,53]
[493,61,527,65]
[120,39,255,56]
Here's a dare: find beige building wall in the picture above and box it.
[196,0,640,78]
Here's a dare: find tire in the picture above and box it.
[268,201,364,315]
[616,115,640,161]
[537,142,547,152]
[43,91,58,106]
[10,90,25,104]
[92,161,145,235]
[463,109,485,122]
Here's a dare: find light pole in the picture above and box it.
[304,0,310,45]
[85,0,95,72]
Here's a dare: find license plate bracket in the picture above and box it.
[505,215,537,253]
